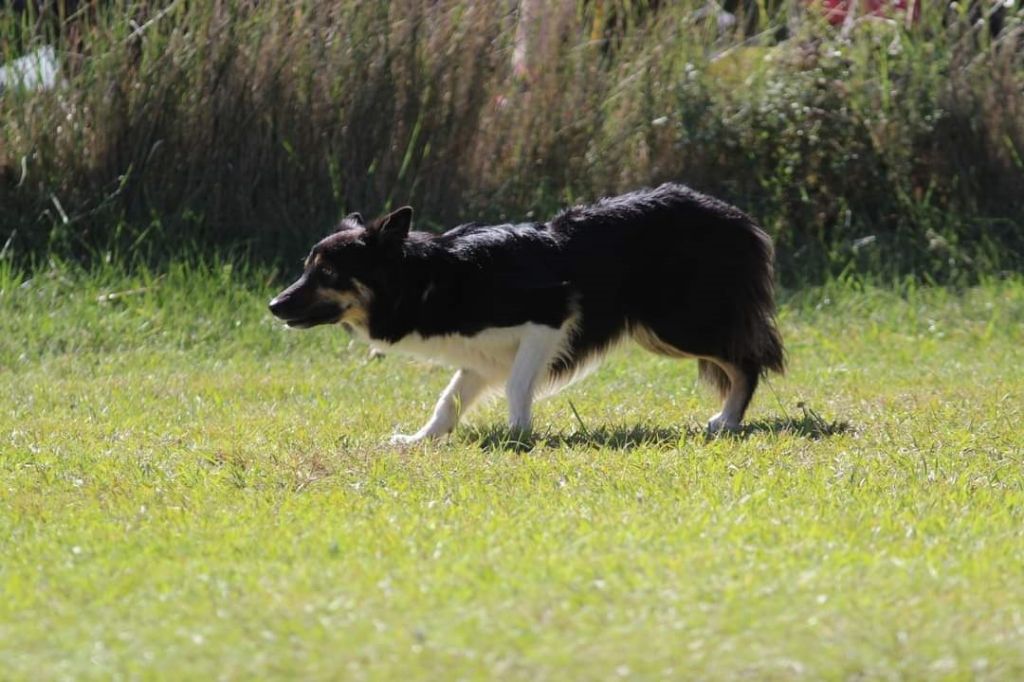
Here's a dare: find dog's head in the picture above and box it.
[268,206,413,329]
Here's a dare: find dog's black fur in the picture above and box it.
[270,183,784,438]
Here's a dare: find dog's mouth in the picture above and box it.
[280,304,346,329]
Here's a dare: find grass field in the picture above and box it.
[2,263,1024,679]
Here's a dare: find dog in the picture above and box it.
[269,183,784,443]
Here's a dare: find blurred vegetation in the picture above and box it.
[1,0,1022,283]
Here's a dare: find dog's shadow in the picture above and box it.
[462,407,852,452]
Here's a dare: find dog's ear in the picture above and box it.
[369,206,413,245]
[334,212,364,233]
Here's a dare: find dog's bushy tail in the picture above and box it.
[741,222,786,372]
[697,222,785,399]
[738,224,786,376]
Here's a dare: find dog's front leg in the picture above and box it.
[505,325,563,437]
[391,369,487,445]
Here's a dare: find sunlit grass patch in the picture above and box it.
[1,265,1023,678]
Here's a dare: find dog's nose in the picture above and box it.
[268,296,285,316]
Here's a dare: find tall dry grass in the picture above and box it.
[1,0,1022,282]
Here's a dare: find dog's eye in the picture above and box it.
[319,265,337,281]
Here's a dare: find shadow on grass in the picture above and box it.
[461,404,852,452]
[742,413,853,440]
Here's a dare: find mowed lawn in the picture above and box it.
[2,264,1023,680]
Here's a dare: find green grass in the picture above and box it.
[2,263,1024,679]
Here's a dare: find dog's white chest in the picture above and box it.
[369,325,544,380]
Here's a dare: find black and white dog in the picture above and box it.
[269,183,784,443]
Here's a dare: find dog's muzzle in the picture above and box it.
[268,281,344,329]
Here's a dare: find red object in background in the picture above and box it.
[816,0,921,26]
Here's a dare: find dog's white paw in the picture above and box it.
[706,413,740,436]
[389,433,425,446]
[390,429,451,446]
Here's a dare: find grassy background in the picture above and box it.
[1,1,1023,281]
[2,263,1023,678]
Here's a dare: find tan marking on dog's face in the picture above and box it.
[308,252,333,273]
[318,279,372,329]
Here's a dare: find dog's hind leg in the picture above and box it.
[391,369,488,445]
[506,325,567,436]
[704,358,759,434]
[632,324,757,433]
